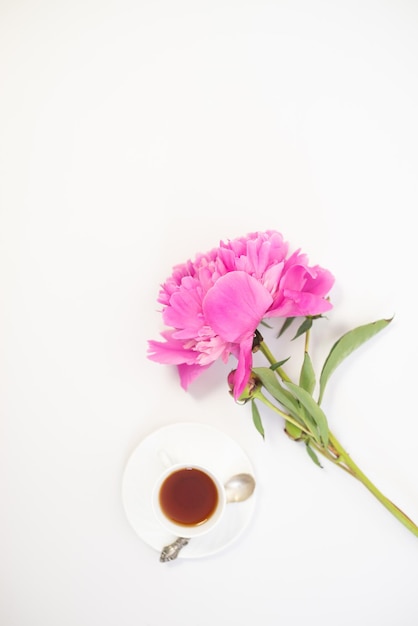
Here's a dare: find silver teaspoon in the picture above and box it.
[159,472,256,562]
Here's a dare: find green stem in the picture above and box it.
[254,390,313,438]
[304,327,310,353]
[256,334,418,538]
[258,340,291,382]
[308,438,353,475]
[328,432,418,537]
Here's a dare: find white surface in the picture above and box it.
[122,422,255,555]
[1,1,418,625]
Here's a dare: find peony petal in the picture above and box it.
[280,263,309,291]
[232,335,254,399]
[163,283,204,333]
[266,289,333,318]
[263,261,284,295]
[178,362,212,390]
[147,334,198,365]
[203,271,273,342]
[303,266,335,295]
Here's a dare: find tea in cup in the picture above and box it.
[152,464,226,538]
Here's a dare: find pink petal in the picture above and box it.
[163,283,203,334]
[203,271,273,342]
[147,334,197,365]
[303,266,335,295]
[232,335,254,400]
[178,362,212,390]
[266,289,333,318]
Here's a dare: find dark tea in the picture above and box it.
[158,467,219,526]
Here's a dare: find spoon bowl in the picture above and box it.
[224,473,256,503]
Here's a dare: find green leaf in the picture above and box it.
[277,317,295,337]
[305,442,323,468]
[299,352,316,395]
[292,317,313,340]
[318,317,393,404]
[253,367,301,419]
[254,367,321,444]
[285,382,329,445]
[270,357,291,371]
[251,400,265,439]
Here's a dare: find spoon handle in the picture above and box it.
[160,537,189,562]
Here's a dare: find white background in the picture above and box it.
[1,1,418,625]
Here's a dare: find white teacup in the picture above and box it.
[152,463,226,538]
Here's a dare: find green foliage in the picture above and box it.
[253,367,302,422]
[270,357,291,371]
[251,400,264,439]
[292,317,313,340]
[253,367,328,445]
[285,382,329,445]
[277,317,295,337]
[245,314,418,537]
[299,352,316,395]
[305,442,323,468]
[318,318,392,404]
[253,318,391,472]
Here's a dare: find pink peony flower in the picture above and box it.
[148,230,334,399]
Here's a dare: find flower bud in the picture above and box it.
[228,370,261,402]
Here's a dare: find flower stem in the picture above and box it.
[256,334,418,538]
[304,327,310,353]
[327,432,418,537]
[258,340,291,382]
[254,390,313,438]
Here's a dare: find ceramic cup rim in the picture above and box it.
[152,463,226,538]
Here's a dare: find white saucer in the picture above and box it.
[121,422,256,559]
